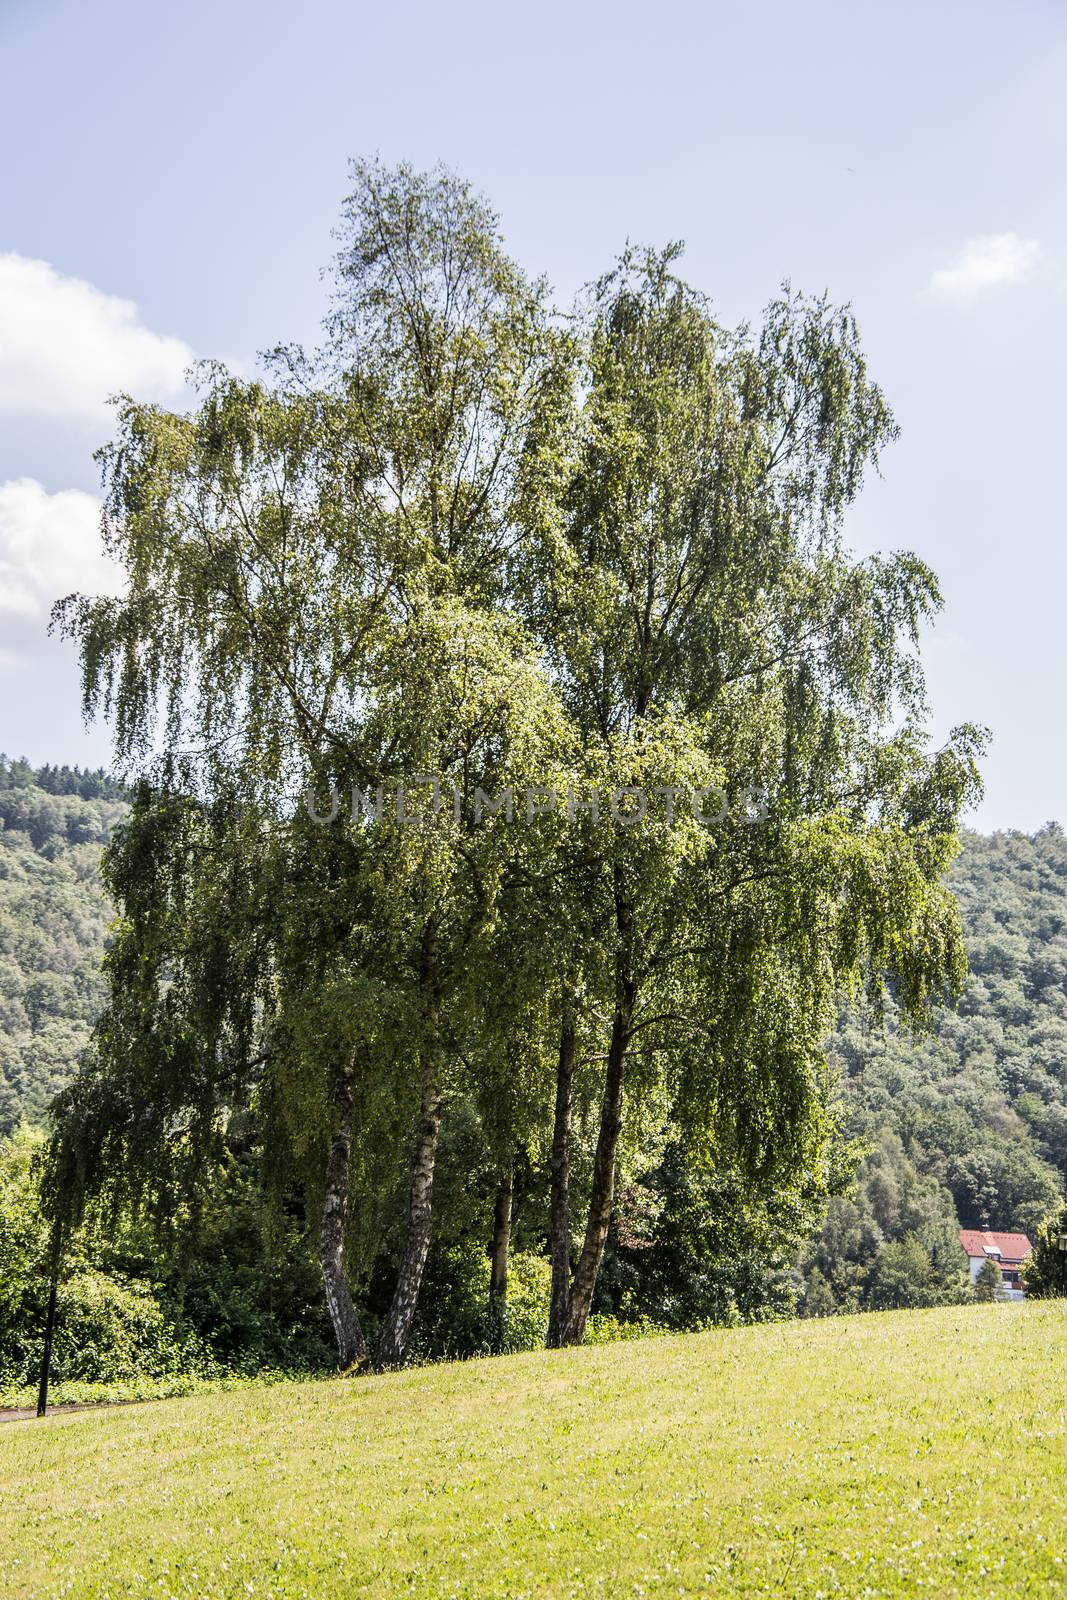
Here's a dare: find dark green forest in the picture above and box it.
[2,754,1065,1393]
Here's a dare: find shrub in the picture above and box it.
[408,1248,552,1360]
[49,1270,210,1385]
[0,1126,331,1395]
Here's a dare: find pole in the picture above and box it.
[36,1218,62,1418]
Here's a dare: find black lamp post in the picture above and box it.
[36,1217,63,1418]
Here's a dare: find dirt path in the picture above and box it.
[0,1397,158,1424]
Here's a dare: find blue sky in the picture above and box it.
[0,0,1064,830]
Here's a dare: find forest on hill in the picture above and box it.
[2,754,1065,1383]
[807,823,1067,1312]
[0,757,126,1133]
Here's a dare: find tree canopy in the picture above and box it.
[42,160,984,1368]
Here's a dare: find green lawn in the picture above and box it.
[3,1303,1067,1598]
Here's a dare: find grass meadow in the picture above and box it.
[3,1302,1066,1598]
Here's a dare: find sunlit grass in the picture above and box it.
[4,1302,1067,1598]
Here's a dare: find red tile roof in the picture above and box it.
[959,1229,1032,1265]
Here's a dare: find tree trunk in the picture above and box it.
[320,1048,367,1369]
[547,1000,576,1347]
[374,918,442,1369]
[560,892,635,1346]
[488,1165,513,1348]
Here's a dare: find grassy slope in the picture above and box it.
[4,1304,1067,1599]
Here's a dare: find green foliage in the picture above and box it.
[0,776,124,1132]
[594,1134,849,1328]
[148,1139,334,1373]
[12,160,1005,1371]
[0,1128,202,1389]
[5,784,1065,1374]
[0,753,126,801]
[0,1127,49,1375]
[0,1365,308,1413]
[48,1269,206,1386]
[1023,1200,1067,1298]
[0,1124,332,1395]
[407,1248,552,1361]
[866,1231,967,1311]
[802,824,1067,1312]
[583,1312,670,1343]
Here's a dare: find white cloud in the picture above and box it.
[927,233,1042,304]
[0,478,119,621]
[0,253,194,421]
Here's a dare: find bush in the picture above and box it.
[408,1248,552,1360]
[49,1270,209,1385]
[0,1126,55,1384]
[494,1253,553,1353]
[0,1130,211,1389]
[0,1126,332,1397]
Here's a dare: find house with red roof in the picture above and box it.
[959,1229,1032,1299]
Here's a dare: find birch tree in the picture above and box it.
[48,162,567,1369]
[521,249,984,1343]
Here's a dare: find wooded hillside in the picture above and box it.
[805,822,1067,1311]
[0,757,126,1133]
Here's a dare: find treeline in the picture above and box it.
[0,754,127,802]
